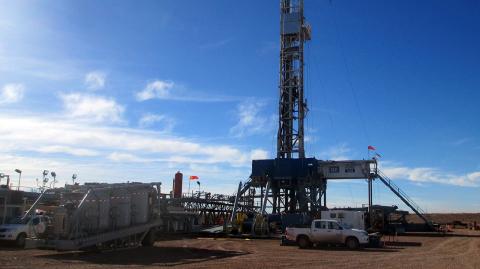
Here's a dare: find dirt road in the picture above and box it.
[1,231,479,269]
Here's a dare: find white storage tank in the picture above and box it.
[130,186,150,224]
[110,188,131,228]
[97,191,111,230]
[52,183,159,239]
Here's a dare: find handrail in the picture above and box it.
[376,170,433,229]
[377,171,426,214]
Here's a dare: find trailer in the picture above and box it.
[321,210,366,230]
[25,182,197,251]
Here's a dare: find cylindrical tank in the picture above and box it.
[173,171,183,198]
[97,192,110,230]
[110,188,131,228]
[54,183,160,238]
[131,186,150,224]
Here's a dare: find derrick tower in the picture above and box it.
[231,1,427,234]
[277,0,311,159]
[246,0,323,215]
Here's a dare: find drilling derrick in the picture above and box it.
[229,1,429,235]
[278,0,311,159]
[233,0,369,222]
[244,0,326,217]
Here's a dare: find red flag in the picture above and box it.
[368,145,376,151]
[189,175,199,180]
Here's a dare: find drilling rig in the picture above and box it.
[227,0,434,236]
[229,0,376,234]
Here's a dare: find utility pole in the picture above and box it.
[15,169,22,191]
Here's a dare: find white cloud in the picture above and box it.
[380,164,480,187]
[107,152,147,163]
[138,113,175,131]
[304,135,315,143]
[60,93,124,123]
[0,114,273,193]
[136,80,175,101]
[250,149,269,160]
[0,153,170,191]
[36,145,99,157]
[230,100,272,137]
[0,152,249,195]
[85,71,106,90]
[0,114,267,168]
[136,79,240,102]
[319,143,352,160]
[0,83,25,104]
[0,113,273,192]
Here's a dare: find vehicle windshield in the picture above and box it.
[7,216,30,225]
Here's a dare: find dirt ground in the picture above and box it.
[1,230,479,269]
[407,213,480,225]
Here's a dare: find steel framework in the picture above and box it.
[255,0,323,215]
[277,0,310,159]
[177,192,259,226]
[230,1,324,222]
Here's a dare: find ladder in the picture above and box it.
[376,170,434,230]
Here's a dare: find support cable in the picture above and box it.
[330,2,371,147]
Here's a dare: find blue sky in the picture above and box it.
[0,0,479,212]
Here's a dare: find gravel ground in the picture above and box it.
[1,230,479,269]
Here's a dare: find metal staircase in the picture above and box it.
[376,170,434,230]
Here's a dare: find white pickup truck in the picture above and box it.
[285,219,369,249]
[0,215,50,247]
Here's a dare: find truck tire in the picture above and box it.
[142,229,156,247]
[345,237,359,250]
[16,233,26,248]
[297,235,311,249]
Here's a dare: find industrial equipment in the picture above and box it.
[25,182,197,251]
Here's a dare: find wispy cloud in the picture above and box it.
[0,55,81,81]
[60,93,125,123]
[0,152,249,194]
[36,145,100,157]
[230,99,274,138]
[250,149,269,160]
[85,71,106,90]
[319,143,352,160]
[256,41,279,56]
[0,114,267,168]
[0,111,264,192]
[107,152,148,163]
[136,80,174,101]
[451,137,472,146]
[136,79,241,102]
[380,163,480,187]
[138,113,175,131]
[304,127,319,144]
[0,83,25,104]
[199,38,233,49]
